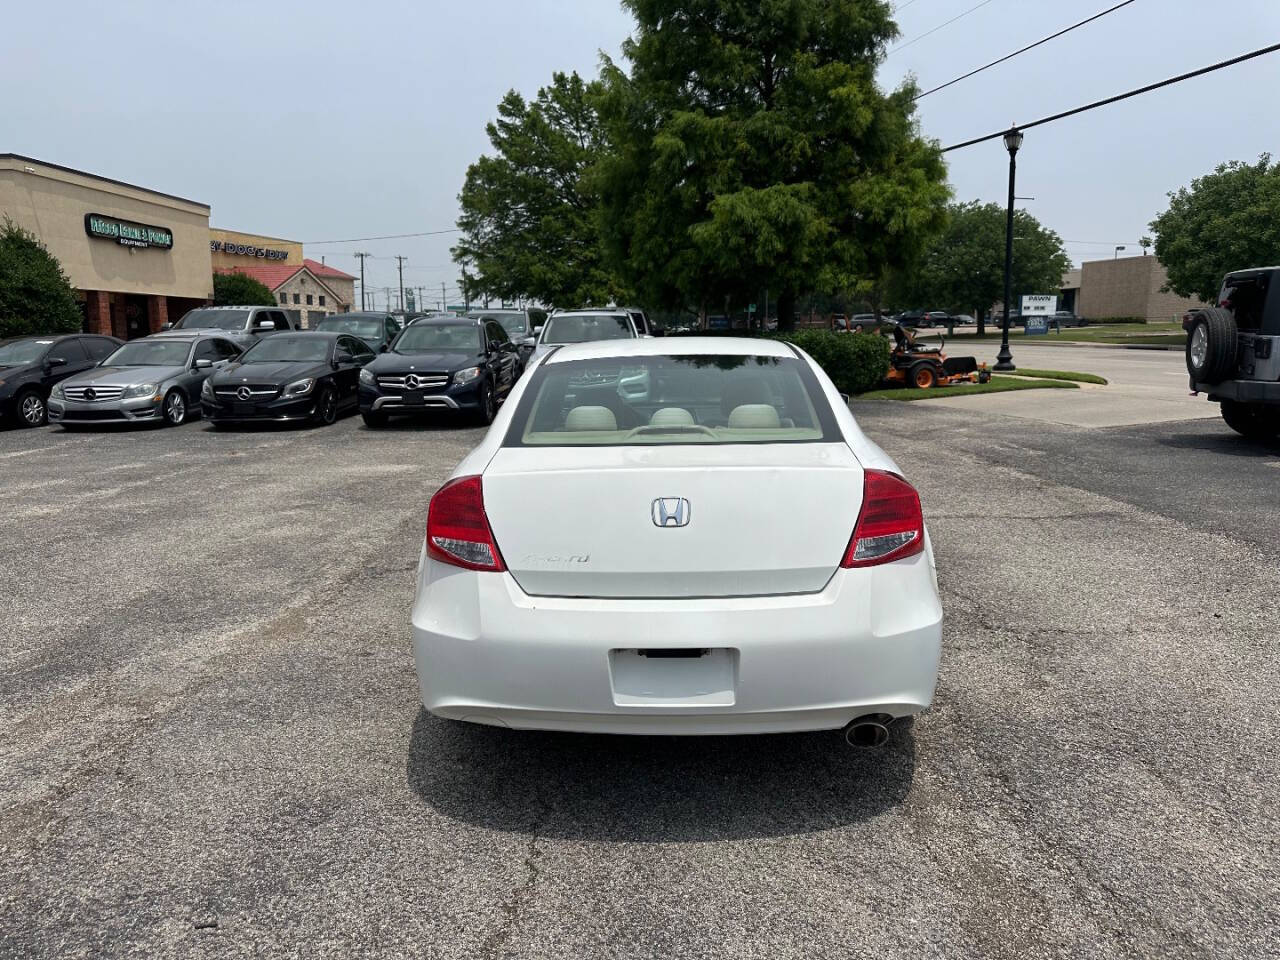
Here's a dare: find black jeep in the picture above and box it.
[1185,267,1280,440]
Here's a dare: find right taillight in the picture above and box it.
[841,470,925,568]
[426,475,506,572]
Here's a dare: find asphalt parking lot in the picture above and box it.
[2,400,1279,959]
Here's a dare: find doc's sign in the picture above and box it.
[85,214,173,250]
[210,240,290,261]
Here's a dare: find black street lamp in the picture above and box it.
[995,127,1023,372]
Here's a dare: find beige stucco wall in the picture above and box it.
[0,155,212,300]
[1078,255,1207,321]
[209,227,302,271]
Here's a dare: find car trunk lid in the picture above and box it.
[481,444,862,598]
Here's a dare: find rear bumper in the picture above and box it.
[1196,379,1280,405]
[411,550,942,736]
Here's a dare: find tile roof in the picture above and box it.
[214,263,301,289]
[304,258,355,280]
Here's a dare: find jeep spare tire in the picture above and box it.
[1185,307,1237,384]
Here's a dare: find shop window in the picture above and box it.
[319,295,326,306]
[293,293,300,304]
[306,294,313,305]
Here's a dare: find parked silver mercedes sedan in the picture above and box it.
[48,331,242,427]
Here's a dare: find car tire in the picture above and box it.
[909,362,939,389]
[162,389,187,427]
[475,381,496,425]
[312,386,338,427]
[1186,308,1237,384]
[362,410,388,429]
[1220,400,1280,441]
[16,389,47,428]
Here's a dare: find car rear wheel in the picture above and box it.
[162,389,186,426]
[1186,308,1237,384]
[910,362,939,389]
[16,389,47,427]
[1220,400,1280,441]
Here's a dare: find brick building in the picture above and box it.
[1075,254,1207,322]
[1,154,213,339]
[213,258,355,327]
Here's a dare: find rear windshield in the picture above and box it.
[475,313,528,336]
[505,354,838,446]
[177,309,251,331]
[541,314,633,345]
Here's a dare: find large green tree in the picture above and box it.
[453,72,620,308]
[0,218,81,339]
[212,271,275,306]
[1150,155,1280,302]
[896,201,1070,334]
[592,0,949,329]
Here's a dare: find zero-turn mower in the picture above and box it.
[882,324,991,390]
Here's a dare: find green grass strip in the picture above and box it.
[857,376,1080,402]
[1005,368,1108,384]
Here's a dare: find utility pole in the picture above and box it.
[441,282,447,313]
[353,252,370,310]
[395,256,407,314]
[383,287,392,312]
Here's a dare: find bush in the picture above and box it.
[774,330,891,395]
[0,217,82,339]
[213,271,276,306]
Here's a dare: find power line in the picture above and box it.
[889,0,999,54]
[304,228,462,244]
[914,0,1138,100]
[942,40,1280,152]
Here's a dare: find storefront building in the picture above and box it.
[212,249,355,328]
[1,154,213,339]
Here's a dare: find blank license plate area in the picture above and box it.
[609,648,736,707]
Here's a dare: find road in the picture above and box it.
[1,401,1278,959]
[914,341,1217,427]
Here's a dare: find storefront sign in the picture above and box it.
[85,213,173,250]
[210,240,290,261]
[1020,294,1057,316]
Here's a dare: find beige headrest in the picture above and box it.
[727,404,781,429]
[649,407,695,426]
[565,405,617,431]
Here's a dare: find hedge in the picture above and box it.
[664,327,891,394]
[772,330,891,395]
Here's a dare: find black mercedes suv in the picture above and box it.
[358,316,519,427]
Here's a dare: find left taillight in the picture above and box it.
[426,475,506,572]
[841,469,925,569]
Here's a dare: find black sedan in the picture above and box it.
[357,316,519,427]
[0,333,122,427]
[311,312,401,353]
[200,332,376,428]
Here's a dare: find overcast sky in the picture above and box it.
[4,0,1278,305]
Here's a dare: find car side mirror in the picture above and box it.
[195,358,213,369]
[379,344,388,353]
[46,357,67,368]
[253,322,275,332]
[840,393,851,405]
[160,322,173,331]
[520,336,536,348]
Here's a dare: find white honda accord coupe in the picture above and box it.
[411,337,942,746]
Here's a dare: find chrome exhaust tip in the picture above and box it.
[843,714,893,748]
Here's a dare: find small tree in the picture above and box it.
[894,201,1070,335]
[213,271,276,306]
[0,217,82,339]
[1151,155,1280,302]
